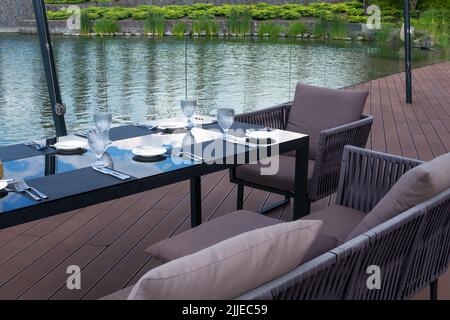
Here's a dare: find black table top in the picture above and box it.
[0,121,308,228]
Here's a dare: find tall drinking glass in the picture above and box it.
[181,99,197,128]
[94,112,112,143]
[217,108,235,139]
[87,130,109,168]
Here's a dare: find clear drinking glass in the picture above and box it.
[94,112,112,143]
[217,108,235,138]
[181,99,197,127]
[87,129,109,168]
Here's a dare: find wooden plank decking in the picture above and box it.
[0,61,449,300]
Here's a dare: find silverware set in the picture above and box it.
[91,166,131,181]
[6,180,48,201]
[23,141,51,151]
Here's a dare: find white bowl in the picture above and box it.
[132,146,167,158]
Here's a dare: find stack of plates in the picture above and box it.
[132,146,167,162]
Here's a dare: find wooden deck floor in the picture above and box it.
[0,61,449,300]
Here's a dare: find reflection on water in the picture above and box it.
[0,34,446,146]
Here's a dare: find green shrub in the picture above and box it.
[47,10,72,20]
[94,18,119,34]
[258,21,283,37]
[287,22,307,37]
[172,22,188,36]
[346,15,367,23]
[279,10,301,20]
[144,12,165,36]
[102,7,131,20]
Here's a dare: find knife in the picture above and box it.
[92,166,131,180]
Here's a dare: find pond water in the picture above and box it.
[0,34,447,146]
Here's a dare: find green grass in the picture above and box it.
[94,18,119,34]
[144,12,165,35]
[192,14,219,36]
[80,10,91,35]
[286,22,307,37]
[329,14,347,39]
[172,22,188,36]
[314,15,329,38]
[228,8,252,35]
[258,22,284,37]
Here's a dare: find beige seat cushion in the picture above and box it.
[128,219,322,300]
[101,286,133,300]
[146,210,283,262]
[346,152,450,240]
[286,83,368,159]
[300,204,366,262]
[235,155,315,192]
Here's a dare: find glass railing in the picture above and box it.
[0,29,447,146]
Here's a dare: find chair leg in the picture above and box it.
[430,279,438,300]
[237,184,244,210]
[258,196,290,215]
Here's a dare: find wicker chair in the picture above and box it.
[238,146,450,300]
[104,146,450,300]
[230,101,373,216]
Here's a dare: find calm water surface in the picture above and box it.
[0,34,446,146]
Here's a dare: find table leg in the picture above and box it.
[190,177,202,227]
[293,139,310,220]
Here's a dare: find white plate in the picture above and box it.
[132,146,167,158]
[0,181,7,192]
[53,140,87,151]
[158,122,186,130]
[246,130,272,140]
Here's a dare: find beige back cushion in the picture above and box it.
[127,219,322,300]
[347,152,450,240]
[286,83,368,159]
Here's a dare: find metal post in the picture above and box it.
[32,0,67,136]
[403,0,413,104]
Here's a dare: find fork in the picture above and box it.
[12,182,41,201]
[18,181,48,199]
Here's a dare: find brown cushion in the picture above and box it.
[101,286,133,300]
[346,152,450,240]
[286,83,368,159]
[128,219,322,300]
[300,204,366,262]
[147,210,282,262]
[235,156,315,192]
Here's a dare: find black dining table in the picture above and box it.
[0,121,309,230]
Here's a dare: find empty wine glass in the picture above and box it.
[87,129,109,168]
[217,108,235,139]
[94,112,112,143]
[181,99,197,128]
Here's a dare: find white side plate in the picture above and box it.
[53,140,87,151]
[132,146,167,158]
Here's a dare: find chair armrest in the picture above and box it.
[309,115,373,201]
[336,146,423,212]
[234,102,292,130]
